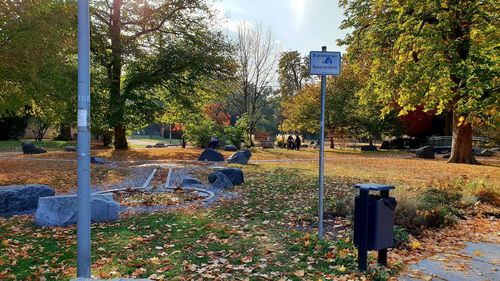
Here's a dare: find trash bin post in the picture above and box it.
[358,187,369,271]
[378,189,390,267]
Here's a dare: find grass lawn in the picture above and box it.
[0,147,498,280]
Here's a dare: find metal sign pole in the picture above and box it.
[318,46,327,240]
[77,0,91,277]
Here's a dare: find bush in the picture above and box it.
[394,192,419,230]
[223,125,245,148]
[417,188,462,229]
[393,226,409,248]
[395,188,463,233]
[183,119,222,148]
[474,189,500,207]
[457,180,500,207]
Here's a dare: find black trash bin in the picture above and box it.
[353,183,397,271]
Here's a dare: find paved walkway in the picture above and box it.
[399,242,500,281]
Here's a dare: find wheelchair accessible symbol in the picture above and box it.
[323,57,333,65]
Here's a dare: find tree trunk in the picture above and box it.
[109,0,128,150]
[113,125,128,149]
[330,137,334,149]
[447,115,478,164]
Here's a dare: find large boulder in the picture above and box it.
[209,168,244,185]
[0,184,55,217]
[260,141,274,149]
[478,149,495,157]
[208,172,233,189]
[153,143,166,148]
[227,150,252,165]
[241,149,252,159]
[91,156,106,164]
[21,142,47,154]
[181,176,202,187]
[224,145,238,152]
[198,149,224,162]
[64,146,77,152]
[416,145,435,159]
[380,141,390,150]
[361,145,378,152]
[35,194,120,226]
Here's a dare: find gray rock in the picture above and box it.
[416,145,435,159]
[35,194,119,226]
[472,147,486,156]
[181,176,202,187]
[146,145,153,148]
[91,156,106,164]
[360,145,378,151]
[21,142,47,154]
[209,172,233,189]
[224,145,238,151]
[478,149,495,157]
[241,149,252,159]
[227,150,251,165]
[198,148,224,162]
[153,143,166,148]
[442,153,451,159]
[0,184,55,217]
[209,168,244,185]
[64,146,77,152]
[260,141,274,149]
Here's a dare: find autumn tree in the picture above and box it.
[91,0,216,149]
[0,0,77,135]
[339,0,499,164]
[278,51,310,98]
[282,59,360,148]
[225,23,280,145]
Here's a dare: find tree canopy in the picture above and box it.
[339,0,499,163]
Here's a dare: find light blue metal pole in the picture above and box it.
[318,46,327,240]
[77,0,91,277]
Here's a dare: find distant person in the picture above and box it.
[208,135,219,149]
[287,135,295,150]
[295,134,301,150]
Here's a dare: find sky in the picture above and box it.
[215,0,350,56]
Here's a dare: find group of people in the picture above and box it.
[286,134,302,150]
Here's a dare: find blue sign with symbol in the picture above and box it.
[309,51,341,75]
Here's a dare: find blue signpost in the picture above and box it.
[309,46,341,239]
[77,0,91,277]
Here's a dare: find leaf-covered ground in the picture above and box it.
[0,147,498,280]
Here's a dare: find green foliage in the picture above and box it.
[235,114,253,147]
[0,0,77,125]
[393,226,410,248]
[281,58,403,140]
[223,125,245,148]
[339,0,499,162]
[183,118,221,148]
[339,0,498,123]
[396,188,462,232]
